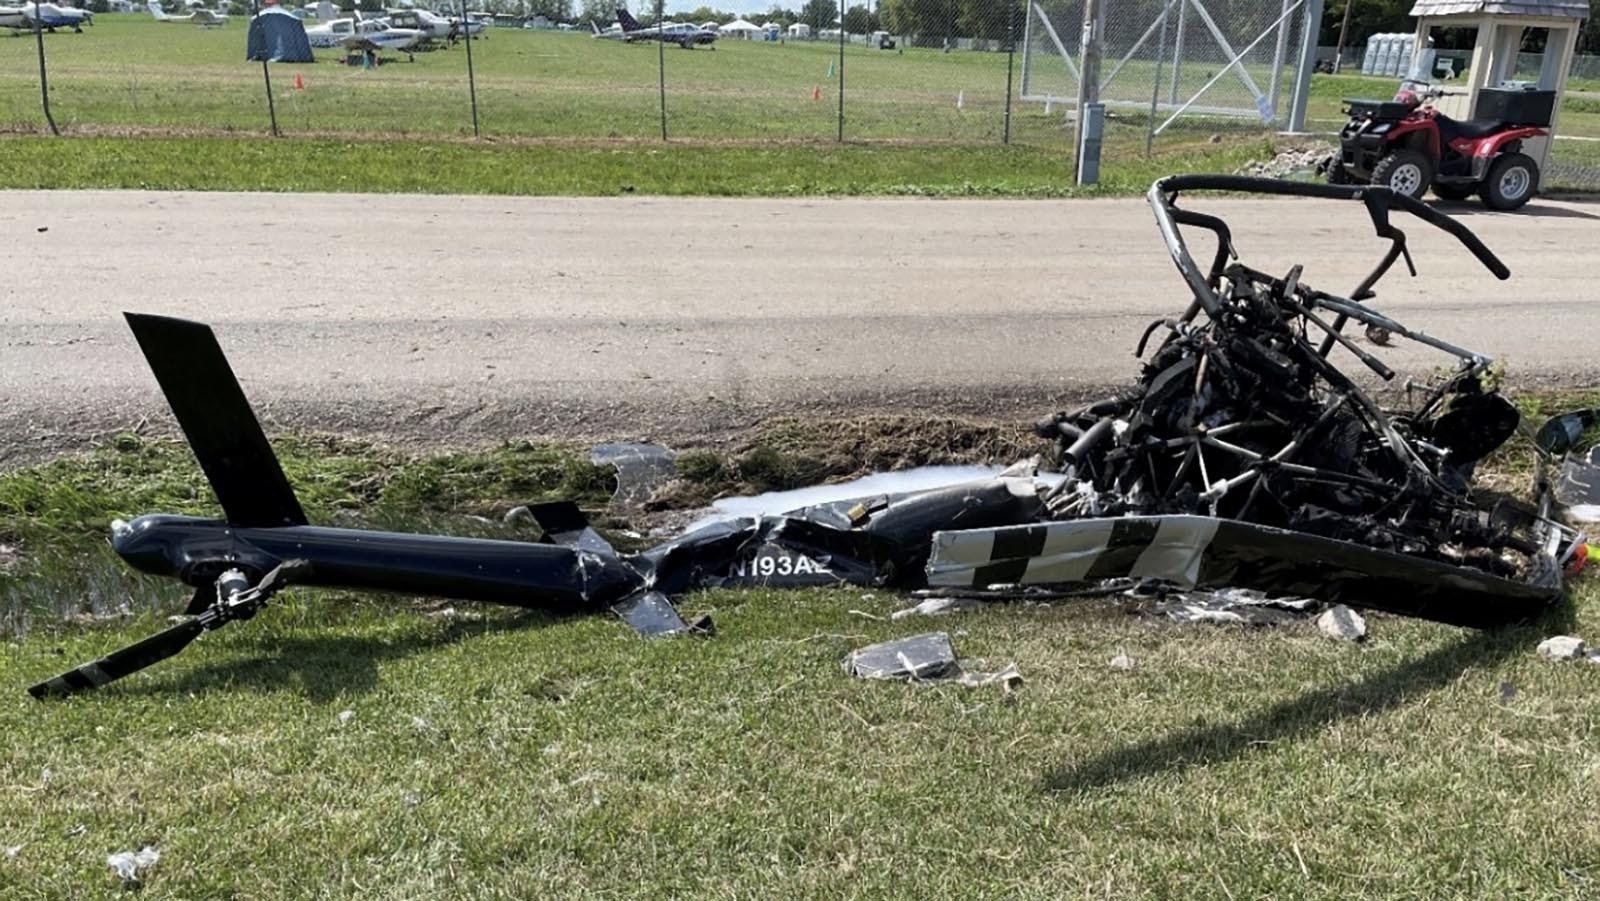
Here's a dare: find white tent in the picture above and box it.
[786,22,809,37]
[719,17,760,38]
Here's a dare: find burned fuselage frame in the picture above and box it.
[27,176,1576,698]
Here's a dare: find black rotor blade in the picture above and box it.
[28,618,206,699]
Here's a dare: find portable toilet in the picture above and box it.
[1372,34,1396,76]
[1361,35,1382,74]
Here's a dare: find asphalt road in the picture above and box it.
[3,190,1597,463]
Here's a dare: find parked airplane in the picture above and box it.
[305,16,426,54]
[382,7,479,42]
[147,0,227,27]
[0,2,92,32]
[592,8,714,47]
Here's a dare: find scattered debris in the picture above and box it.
[845,633,960,681]
[336,709,355,725]
[1554,439,1600,523]
[1537,635,1588,661]
[844,632,1021,690]
[1109,653,1136,670]
[28,179,1588,700]
[591,442,677,508]
[1498,681,1517,702]
[890,596,988,619]
[402,791,421,808]
[1132,586,1318,627]
[956,662,1024,690]
[1315,605,1368,642]
[4,844,21,860]
[106,846,159,883]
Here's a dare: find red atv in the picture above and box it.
[1325,83,1553,211]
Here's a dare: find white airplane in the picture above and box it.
[382,6,481,42]
[0,2,92,32]
[592,9,714,47]
[305,16,426,53]
[383,7,451,39]
[146,0,227,27]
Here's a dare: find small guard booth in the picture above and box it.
[1407,0,1589,170]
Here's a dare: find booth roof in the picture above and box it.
[1409,0,1589,18]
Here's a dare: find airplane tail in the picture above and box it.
[123,313,308,530]
[590,19,599,35]
[146,0,167,20]
[615,7,640,31]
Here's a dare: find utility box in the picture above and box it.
[1475,86,1556,126]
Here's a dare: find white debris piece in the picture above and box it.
[106,846,159,882]
[890,596,987,620]
[337,710,355,725]
[1109,654,1136,670]
[956,663,1024,690]
[1537,635,1588,661]
[1315,605,1368,642]
[5,844,21,860]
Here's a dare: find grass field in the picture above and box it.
[3,415,1600,896]
[0,15,1086,142]
[3,19,1599,196]
[5,18,1600,142]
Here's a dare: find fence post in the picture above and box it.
[837,0,845,142]
[460,0,480,136]
[1287,0,1324,132]
[33,13,59,135]
[1003,0,1016,144]
[657,0,667,140]
[253,0,280,136]
[1147,0,1172,154]
[1333,0,1352,73]
[1268,0,1291,123]
[1168,0,1185,104]
[1072,0,1101,181]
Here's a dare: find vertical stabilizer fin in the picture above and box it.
[124,312,307,528]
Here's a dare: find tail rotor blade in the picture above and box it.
[28,618,206,699]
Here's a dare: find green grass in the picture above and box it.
[0,16,1086,142]
[0,130,1274,195]
[4,411,1600,895]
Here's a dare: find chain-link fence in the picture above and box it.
[0,0,1324,149]
[1022,0,1318,142]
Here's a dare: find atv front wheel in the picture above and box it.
[1481,152,1539,211]
[1370,150,1432,200]
[1324,158,1351,185]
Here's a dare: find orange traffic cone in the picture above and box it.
[293,73,305,91]
[812,85,821,101]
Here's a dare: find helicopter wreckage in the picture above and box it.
[29,175,1590,698]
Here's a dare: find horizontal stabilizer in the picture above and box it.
[124,313,307,528]
[527,500,615,555]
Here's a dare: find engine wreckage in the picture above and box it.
[28,175,1588,699]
